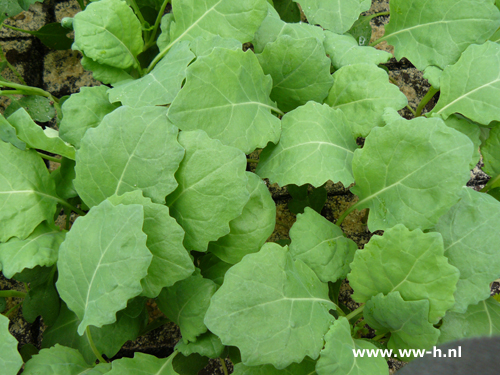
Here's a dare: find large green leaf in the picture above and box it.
[59,86,119,149]
[175,331,224,359]
[168,48,281,154]
[189,36,241,57]
[438,297,500,344]
[256,102,357,187]
[435,188,500,313]
[381,0,500,70]
[431,42,500,125]
[157,272,217,343]
[108,191,194,298]
[165,130,249,252]
[364,292,440,360]
[74,106,184,208]
[316,316,388,375]
[205,243,335,369]
[351,116,473,231]
[0,142,59,242]
[108,42,194,108]
[107,352,179,375]
[0,222,65,278]
[42,302,146,364]
[233,358,317,375]
[74,0,143,69]
[256,35,333,112]
[207,172,276,265]
[348,225,459,323]
[8,108,75,159]
[296,0,371,34]
[0,314,23,375]
[23,345,109,375]
[289,207,357,283]
[323,31,392,70]
[56,200,152,335]
[325,64,408,138]
[482,122,500,177]
[167,0,268,46]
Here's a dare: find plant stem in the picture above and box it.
[128,0,147,27]
[0,41,26,85]
[220,358,229,375]
[247,159,259,163]
[86,327,108,364]
[0,90,25,96]
[335,201,359,227]
[51,196,86,216]
[2,304,20,318]
[145,0,170,49]
[367,11,390,20]
[0,80,59,103]
[0,290,26,298]
[372,333,388,341]
[2,24,37,35]
[345,304,365,320]
[406,104,416,117]
[415,87,439,117]
[37,152,61,163]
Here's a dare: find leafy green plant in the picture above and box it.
[1,0,500,374]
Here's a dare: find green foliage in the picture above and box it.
[2,0,500,373]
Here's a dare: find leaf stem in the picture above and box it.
[145,0,170,49]
[335,201,360,227]
[345,304,365,321]
[128,0,147,27]
[0,290,26,298]
[247,159,259,163]
[415,86,439,117]
[0,80,59,103]
[367,11,390,20]
[2,23,37,35]
[0,40,26,85]
[52,196,86,216]
[0,90,25,96]
[406,104,416,117]
[372,333,388,341]
[2,304,21,318]
[220,358,229,375]
[86,327,108,364]
[37,152,61,163]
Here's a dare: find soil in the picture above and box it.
[0,1,496,374]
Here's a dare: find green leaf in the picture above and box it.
[287,184,327,215]
[74,106,184,208]
[381,0,500,70]
[296,0,370,34]
[108,352,179,375]
[273,0,301,22]
[207,172,275,265]
[8,108,75,159]
[199,254,232,286]
[189,36,242,57]
[431,42,500,125]
[168,48,281,154]
[316,316,388,375]
[165,130,249,252]
[172,353,209,375]
[175,331,224,359]
[364,292,440,360]
[253,5,324,53]
[108,190,194,298]
[108,42,194,108]
[0,221,65,279]
[256,35,333,112]
[233,357,317,374]
[56,200,152,335]
[157,272,217,343]
[325,64,408,138]
[0,143,59,242]
[441,114,481,169]
[0,314,23,375]
[51,158,77,199]
[19,344,38,363]
[80,56,134,85]
[289,207,357,283]
[42,302,146,364]
[167,0,268,46]
[0,0,42,24]
[351,116,473,231]
[23,267,60,326]
[23,345,95,375]
[257,102,357,187]
[482,122,500,177]
[33,22,73,50]
[349,224,460,324]
[435,188,500,313]
[74,0,143,69]
[5,96,56,123]
[0,113,26,150]
[205,243,335,369]
[323,31,391,70]
[59,86,119,149]
[438,297,500,344]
